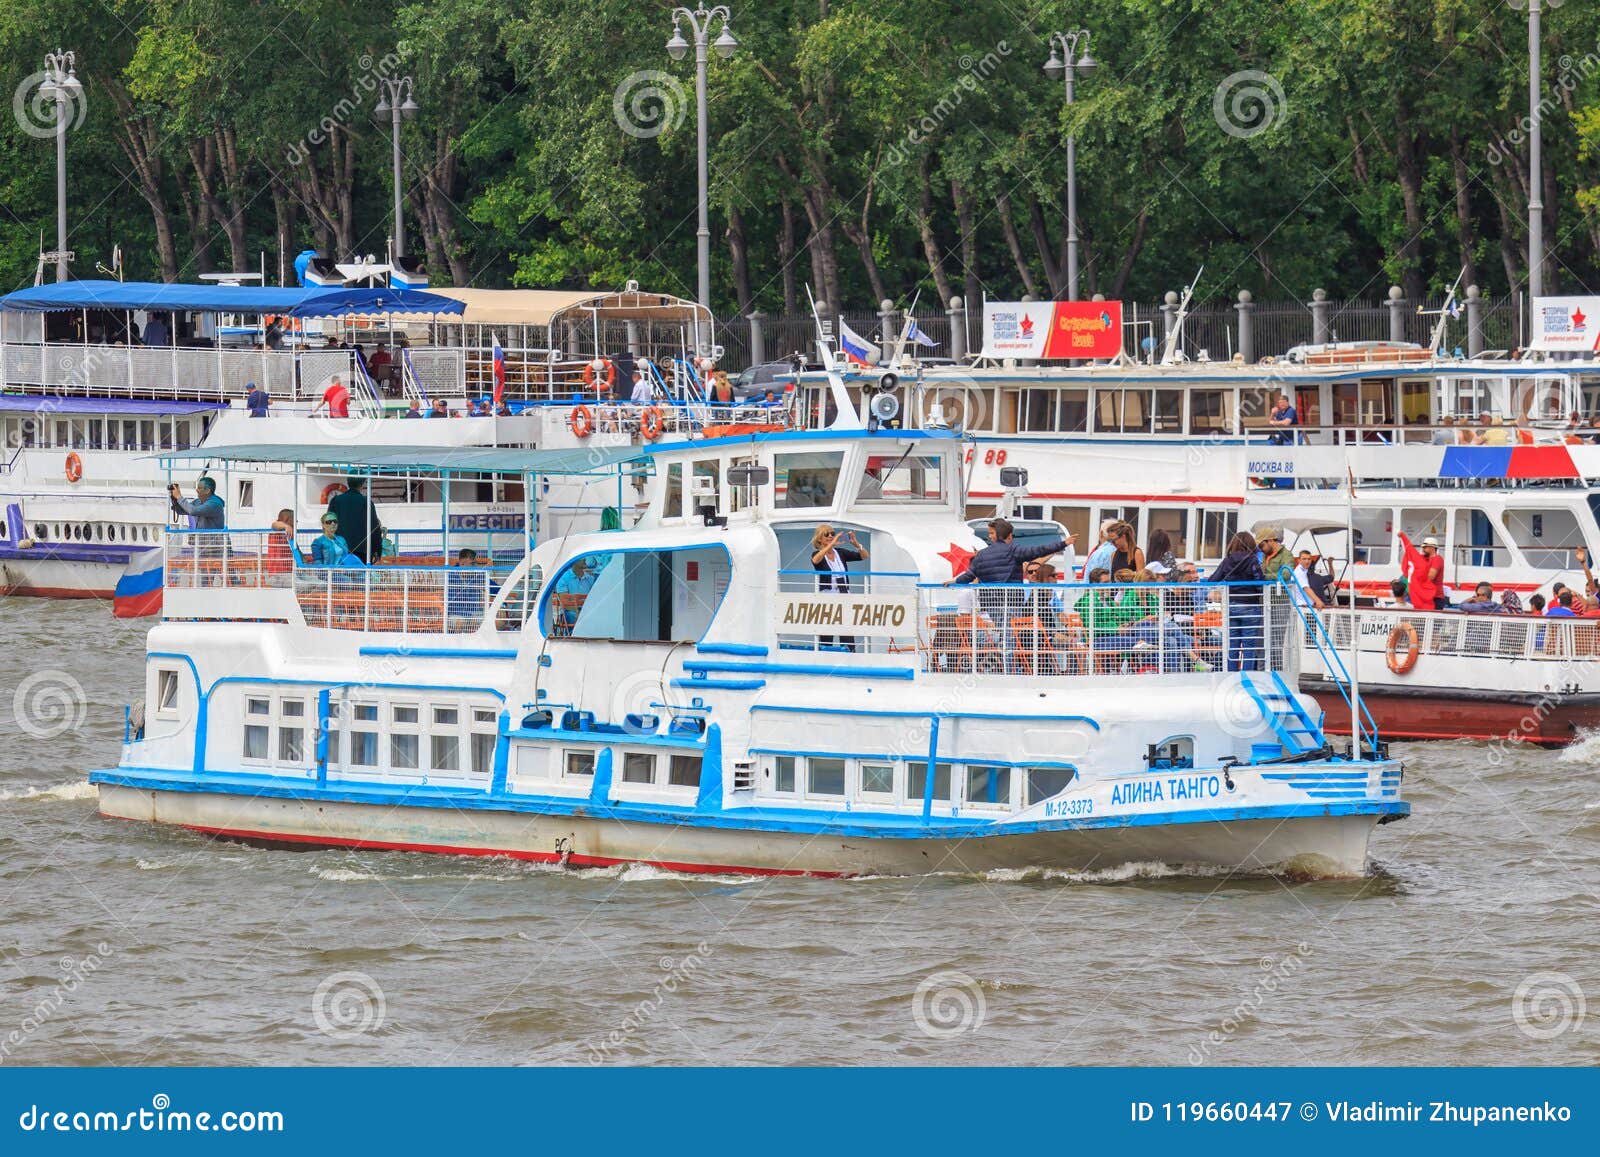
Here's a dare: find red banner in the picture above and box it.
[1041,301,1123,359]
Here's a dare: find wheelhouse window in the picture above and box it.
[564,750,596,779]
[663,463,683,519]
[965,765,1012,808]
[805,757,846,798]
[668,754,702,788]
[544,546,730,643]
[155,669,180,715]
[1026,766,1077,805]
[907,761,953,803]
[494,564,545,632]
[622,752,656,784]
[775,451,844,508]
[857,447,946,504]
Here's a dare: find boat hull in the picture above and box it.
[96,782,1386,879]
[1302,677,1600,745]
[0,553,120,598]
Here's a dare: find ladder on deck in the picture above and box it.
[400,347,430,406]
[1277,576,1380,752]
[1239,670,1327,756]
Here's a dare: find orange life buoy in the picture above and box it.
[1385,622,1420,675]
[640,405,664,441]
[570,404,594,438]
[64,452,83,483]
[320,482,347,505]
[582,359,616,391]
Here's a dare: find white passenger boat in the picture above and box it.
[92,403,1407,877]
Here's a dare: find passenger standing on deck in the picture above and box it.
[949,518,1070,586]
[1208,530,1265,671]
[1267,394,1298,445]
[169,476,224,529]
[245,381,270,418]
[1291,549,1326,610]
[327,477,384,564]
[811,524,868,651]
[317,376,351,419]
[630,370,653,404]
[1257,526,1294,584]
[1397,532,1445,610]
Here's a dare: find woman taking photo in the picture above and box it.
[810,524,868,650]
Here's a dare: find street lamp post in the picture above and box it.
[1527,1,1543,300]
[668,5,737,353]
[375,76,419,261]
[41,50,83,283]
[1043,30,1095,301]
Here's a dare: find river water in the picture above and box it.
[1,600,1595,1066]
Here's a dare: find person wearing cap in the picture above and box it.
[1398,531,1446,611]
[310,513,348,566]
[1256,527,1294,584]
[245,381,270,418]
[326,476,385,564]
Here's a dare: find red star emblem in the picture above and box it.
[1573,307,1587,329]
[938,542,976,577]
[1019,315,1035,337]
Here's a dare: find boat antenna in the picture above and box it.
[804,284,835,368]
[1345,464,1362,757]
[1419,266,1468,356]
[1160,265,1203,366]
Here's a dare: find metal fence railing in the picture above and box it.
[294,565,505,634]
[164,530,292,589]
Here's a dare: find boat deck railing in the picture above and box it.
[1318,605,1600,664]
[777,572,1297,677]
[165,528,515,634]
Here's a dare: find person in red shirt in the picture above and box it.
[319,376,351,419]
[1397,531,1445,610]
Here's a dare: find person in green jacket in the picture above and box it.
[1257,526,1295,584]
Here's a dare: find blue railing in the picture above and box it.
[1277,575,1379,751]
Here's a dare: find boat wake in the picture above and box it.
[1558,728,1600,767]
[0,778,95,802]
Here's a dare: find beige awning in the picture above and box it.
[426,287,708,328]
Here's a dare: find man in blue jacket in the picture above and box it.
[948,518,1071,586]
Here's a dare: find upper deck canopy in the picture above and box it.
[0,280,466,318]
[424,287,707,329]
[155,442,652,476]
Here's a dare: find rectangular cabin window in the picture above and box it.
[278,727,304,763]
[1052,506,1091,552]
[1057,388,1088,432]
[1199,510,1238,563]
[691,460,720,518]
[1027,767,1077,805]
[1147,507,1189,560]
[564,750,596,779]
[728,457,758,513]
[773,755,797,794]
[1241,387,1277,431]
[390,734,419,770]
[859,762,896,796]
[664,463,683,519]
[775,452,844,509]
[668,754,702,788]
[965,765,1012,807]
[431,735,459,772]
[907,761,953,803]
[622,752,656,784]
[237,480,254,509]
[857,450,945,504]
[156,669,179,713]
[281,699,305,719]
[805,757,846,798]
[1020,390,1055,432]
[349,730,378,767]
[1154,389,1184,434]
[433,707,459,727]
[243,725,269,762]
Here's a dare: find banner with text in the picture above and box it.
[981,300,1123,360]
[1530,296,1600,352]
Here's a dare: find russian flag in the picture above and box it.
[838,319,879,367]
[113,548,163,618]
[492,335,506,408]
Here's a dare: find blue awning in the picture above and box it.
[0,280,465,318]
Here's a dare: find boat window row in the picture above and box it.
[517,747,704,790]
[32,520,161,545]
[657,444,950,520]
[763,754,1076,812]
[964,501,1240,566]
[1337,504,1591,571]
[1,413,211,452]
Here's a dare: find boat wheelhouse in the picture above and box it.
[94,425,1406,878]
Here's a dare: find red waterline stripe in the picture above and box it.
[0,584,111,599]
[157,819,846,878]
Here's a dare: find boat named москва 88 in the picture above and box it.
[92,375,1407,877]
